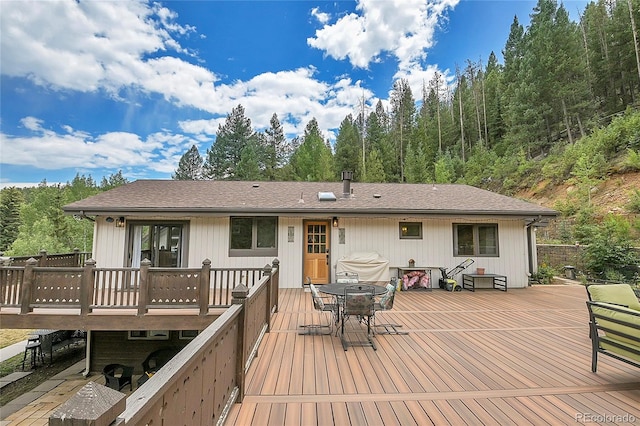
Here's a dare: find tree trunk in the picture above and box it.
[629,0,640,87]
[562,98,574,144]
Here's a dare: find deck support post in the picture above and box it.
[263,263,272,332]
[80,259,96,315]
[20,258,37,314]
[199,259,211,315]
[232,283,249,402]
[138,258,151,315]
[271,258,280,313]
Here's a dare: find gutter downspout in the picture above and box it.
[83,330,91,377]
[525,216,543,281]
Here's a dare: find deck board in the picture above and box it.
[230,285,640,425]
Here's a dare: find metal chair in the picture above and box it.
[103,363,134,391]
[374,280,408,335]
[341,285,376,351]
[299,283,338,335]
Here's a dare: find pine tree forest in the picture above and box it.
[173,0,639,189]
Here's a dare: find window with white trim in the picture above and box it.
[453,223,499,256]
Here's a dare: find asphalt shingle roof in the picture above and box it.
[63,180,558,218]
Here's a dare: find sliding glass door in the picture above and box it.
[128,222,185,267]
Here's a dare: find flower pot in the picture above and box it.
[476,268,485,275]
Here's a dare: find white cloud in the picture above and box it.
[0,120,200,174]
[311,7,331,25]
[0,0,210,96]
[307,0,459,70]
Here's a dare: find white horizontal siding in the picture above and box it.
[92,215,532,289]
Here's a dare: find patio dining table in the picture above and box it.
[318,283,387,333]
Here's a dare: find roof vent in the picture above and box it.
[373,194,381,198]
[317,192,337,201]
[252,183,260,188]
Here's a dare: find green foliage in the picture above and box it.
[627,189,640,214]
[0,188,24,252]
[622,149,640,171]
[531,263,556,284]
[583,215,640,279]
[363,149,386,183]
[173,145,203,180]
[434,152,456,184]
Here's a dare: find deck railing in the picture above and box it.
[0,258,280,314]
[50,260,279,426]
[5,249,91,267]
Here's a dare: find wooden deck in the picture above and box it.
[227,285,640,426]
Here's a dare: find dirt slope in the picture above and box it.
[518,171,640,214]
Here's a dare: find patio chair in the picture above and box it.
[585,284,640,372]
[373,280,408,335]
[299,283,338,335]
[103,363,134,391]
[341,285,376,351]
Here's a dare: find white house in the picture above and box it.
[63,174,558,289]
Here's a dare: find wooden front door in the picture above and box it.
[303,221,330,284]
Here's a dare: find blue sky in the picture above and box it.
[0,0,588,188]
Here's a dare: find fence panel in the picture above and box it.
[0,267,24,306]
[92,268,139,308]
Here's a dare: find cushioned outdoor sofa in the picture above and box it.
[586,284,640,372]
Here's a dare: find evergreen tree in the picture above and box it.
[434,152,456,184]
[389,79,416,181]
[100,171,128,190]
[0,187,24,252]
[484,52,505,146]
[172,144,203,180]
[366,103,395,180]
[404,140,429,183]
[364,149,386,182]
[203,104,254,179]
[333,115,362,180]
[289,118,335,181]
[236,140,262,180]
[263,113,289,180]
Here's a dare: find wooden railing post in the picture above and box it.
[199,259,211,315]
[262,263,273,332]
[138,258,151,315]
[73,248,81,267]
[80,259,96,315]
[271,258,280,313]
[231,283,249,402]
[20,258,37,314]
[38,249,47,266]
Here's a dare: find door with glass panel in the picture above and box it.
[303,221,330,284]
[128,223,184,267]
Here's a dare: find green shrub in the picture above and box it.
[583,215,639,276]
[622,149,640,171]
[627,189,640,214]
[532,263,556,284]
